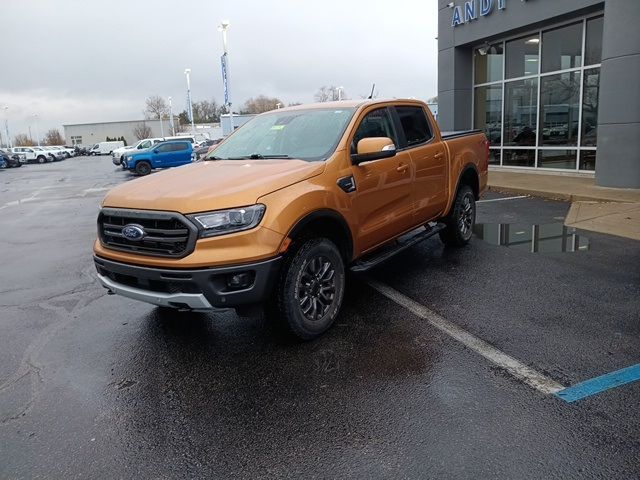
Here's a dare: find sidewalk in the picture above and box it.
[488,170,640,203]
[487,170,640,240]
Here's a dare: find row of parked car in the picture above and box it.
[2,145,79,165]
[110,136,221,175]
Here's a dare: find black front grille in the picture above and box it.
[98,208,198,258]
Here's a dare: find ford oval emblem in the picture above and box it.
[122,224,146,241]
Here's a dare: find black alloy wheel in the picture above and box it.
[135,161,152,176]
[439,185,476,246]
[273,237,345,340]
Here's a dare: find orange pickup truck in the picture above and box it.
[94,99,488,339]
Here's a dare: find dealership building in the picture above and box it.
[438,0,640,188]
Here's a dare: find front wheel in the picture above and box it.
[37,155,47,164]
[273,238,345,340]
[439,185,476,247]
[134,161,152,176]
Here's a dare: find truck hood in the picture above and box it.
[102,159,325,213]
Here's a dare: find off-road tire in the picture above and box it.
[135,161,152,176]
[272,237,345,340]
[439,185,476,247]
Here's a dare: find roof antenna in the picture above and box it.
[367,83,376,99]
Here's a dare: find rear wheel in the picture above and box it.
[439,185,476,247]
[272,237,345,340]
[135,161,152,176]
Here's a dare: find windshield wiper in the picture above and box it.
[248,153,290,159]
[225,153,291,160]
[203,156,224,160]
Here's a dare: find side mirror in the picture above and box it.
[351,137,396,165]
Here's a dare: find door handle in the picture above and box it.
[434,152,444,159]
[396,163,409,173]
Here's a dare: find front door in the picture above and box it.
[349,107,414,252]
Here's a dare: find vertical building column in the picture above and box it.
[438,2,473,132]
[595,0,640,188]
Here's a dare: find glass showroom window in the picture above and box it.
[581,69,600,148]
[474,84,502,146]
[504,79,538,147]
[475,43,503,84]
[541,22,583,73]
[473,13,603,171]
[539,72,581,147]
[505,34,539,79]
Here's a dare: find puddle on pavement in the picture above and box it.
[473,223,590,253]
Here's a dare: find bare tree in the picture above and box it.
[44,128,65,145]
[314,86,346,102]
[427,96,438,104]
[241,95,283,114]
[144,95,168,120]
[14,134,34,146]
[133,123,152,140]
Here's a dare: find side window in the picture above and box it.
[352,108,398,154]
[395,106,432,147]
[156,143,173,153]
[172,143,188,151]
[139,141,151,149]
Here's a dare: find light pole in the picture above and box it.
[159,110,164,137]
[218,20,233,133]
[3,106,10,148]
[168,96,175,135]
[32,113,40,147]
[184,68,196,137]
[337,86,344,101]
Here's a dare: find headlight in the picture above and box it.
[188,204,266,238]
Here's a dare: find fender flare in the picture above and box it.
[286,208,354,261]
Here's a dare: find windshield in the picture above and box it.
[208,107,356,161]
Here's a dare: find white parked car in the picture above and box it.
[43,146,66,161]
[112,138,164,165]
[53,146,75,158]
[11,146,53,163]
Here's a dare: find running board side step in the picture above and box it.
[350,223,446,273]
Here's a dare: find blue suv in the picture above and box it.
[122,140,194,176]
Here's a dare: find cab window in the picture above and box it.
[172,142,188,151]
[351,108,398,154]
[139,141,151,149]
[156,143,174,153]
[395,106,432,147]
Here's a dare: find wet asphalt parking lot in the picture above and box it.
[1,156,639,479]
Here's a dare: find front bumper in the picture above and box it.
[94,255,282,311]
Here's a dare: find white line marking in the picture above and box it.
[477,195,528,203]
[366,278,565,395]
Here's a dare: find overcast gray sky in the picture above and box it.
[1,0,438,139]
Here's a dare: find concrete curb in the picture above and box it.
[488,185,639,204]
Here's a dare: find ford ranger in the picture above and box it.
[94,100,488,339]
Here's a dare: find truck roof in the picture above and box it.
[278,98,427,112]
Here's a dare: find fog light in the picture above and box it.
[226,272,254,290]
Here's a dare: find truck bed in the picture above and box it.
[441,129,483,140]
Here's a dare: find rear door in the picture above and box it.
[169,142,190,166]
[349,106,415,252]
[392,105,448,223]
[152,143,174,167]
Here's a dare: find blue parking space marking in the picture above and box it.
[555,364,640,403]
